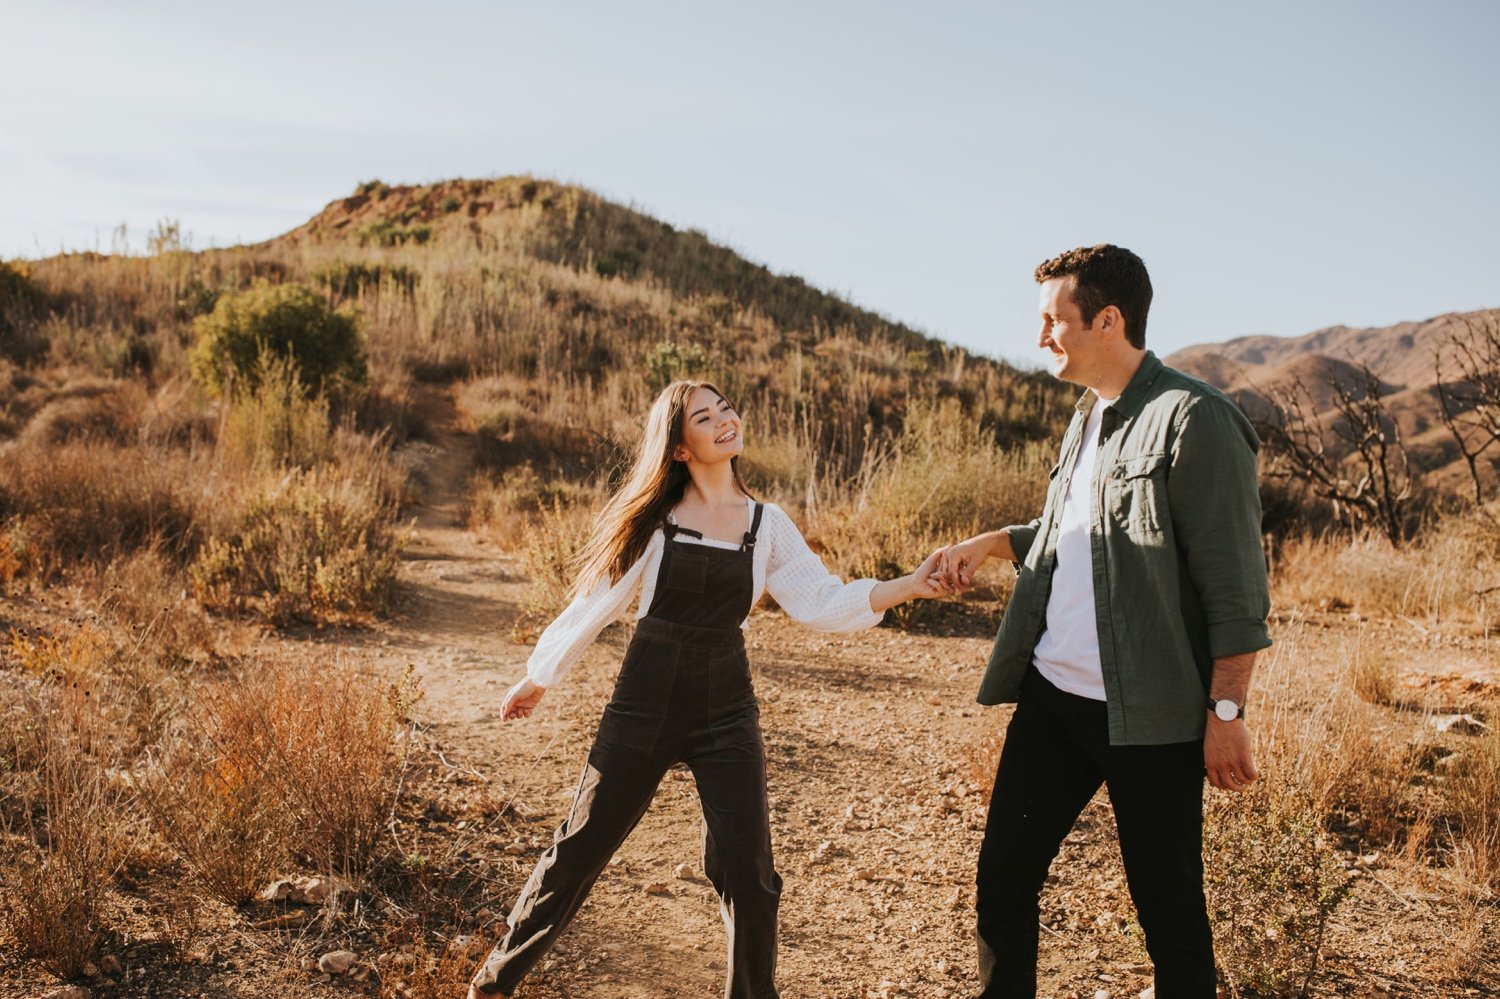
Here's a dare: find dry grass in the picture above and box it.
[1272,510,1500,632]
[143,656,419,900]
[375,925,499,999]
[0,630,143,978]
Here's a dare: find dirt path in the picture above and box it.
[358,385,1498,998]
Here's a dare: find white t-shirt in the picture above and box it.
[1032,394,1116,700]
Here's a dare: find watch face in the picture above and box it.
[1215,700,1239,722]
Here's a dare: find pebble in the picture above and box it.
[40,988,90,999]
[318,950,357,975]
[674,863,695,880]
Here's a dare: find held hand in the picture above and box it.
[938,534,993,591]
[500,678,547,721]
[906,547,953,600]
[1204,717,1259,793]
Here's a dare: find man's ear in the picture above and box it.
[1098,304,1125,341]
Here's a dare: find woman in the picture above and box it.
[468,380,948,998]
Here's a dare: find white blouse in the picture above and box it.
[526,500,884,687]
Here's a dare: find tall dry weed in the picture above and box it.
[149,656,418,883]
[811,397,1051,619]
[1273,514,1500,631]
[0,656,141,978]
[1447,719,1500,892]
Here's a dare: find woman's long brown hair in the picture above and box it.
[571,380,753,595]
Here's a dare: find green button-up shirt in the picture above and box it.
[979,352,1272,745]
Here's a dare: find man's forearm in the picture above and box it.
[984,529,1016,564]
[1209,651,1257,705]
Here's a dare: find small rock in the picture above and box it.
[318,950,357,975]
[259,879,295,902]
[41,988,91,999]
[504,842,528,856]
[292,875,331,904]
[1139,988,1156,999]
[1094,990,1112,999]
[81,962,99,978]
[643,883,671,896]
[674,863,695,880]
[1430,714,1488,736]
[299,957,319,973]
[98,956,123,977]
[852,868,881,881]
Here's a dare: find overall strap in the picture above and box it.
[742,502,765,551]
[664,521,703,541]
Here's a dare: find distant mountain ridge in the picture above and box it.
[1165,308,1500,486]
[1166,312,1490,395]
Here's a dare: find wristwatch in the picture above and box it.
[1207,697,1244,722]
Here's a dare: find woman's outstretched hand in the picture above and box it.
[500,677,547,721]
[906,547,953,600]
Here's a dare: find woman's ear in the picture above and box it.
[672,446,689,463]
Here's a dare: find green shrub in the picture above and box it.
[189,281,366,397]
[1205,782,1347,997]
[189,467,403,624]
[644,339,711,390]
[312,260,419,299]
[357,219,432,247]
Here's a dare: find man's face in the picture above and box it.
[1037,276,1102,386]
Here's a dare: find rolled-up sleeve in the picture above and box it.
[763,506,885,632]
[526,535,656,687]
[1167,395,1272,658]
[1004,519,1043,565]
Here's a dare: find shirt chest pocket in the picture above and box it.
[1104,452,1169,538]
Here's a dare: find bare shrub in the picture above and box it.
[1348,643,1397,706]
[191,462,405,625]
[94,547,217,666]
[0,680,136,978]
[138,695,290,906]
[377,925,498,999]
[0,441,204,579]
[149,656,418,883]
[511,499,595,629]
[467,465,600,550]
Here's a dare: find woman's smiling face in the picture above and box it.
[675,386,743,465]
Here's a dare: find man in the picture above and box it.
[940,244,1271,998]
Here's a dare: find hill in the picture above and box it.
[1167,308,1500,488]
[6,177,1072,484]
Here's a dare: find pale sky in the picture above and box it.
[2,0,1496,365]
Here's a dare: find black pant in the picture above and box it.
[975,668,1215,998]
[471,620,782,998]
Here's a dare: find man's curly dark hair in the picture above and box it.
[1035,244,1153,350]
